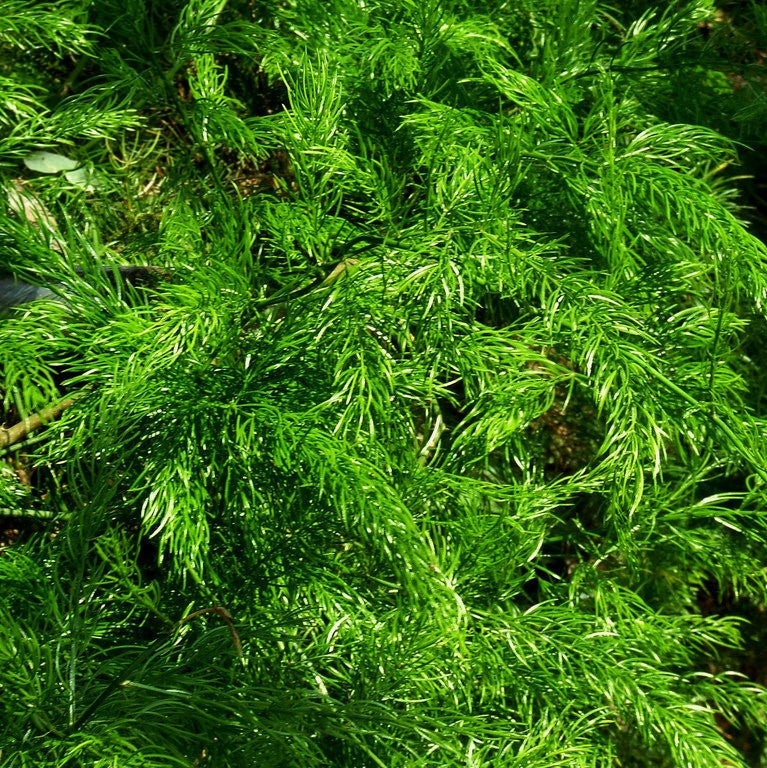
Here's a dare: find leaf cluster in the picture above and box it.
[2,0,767,766]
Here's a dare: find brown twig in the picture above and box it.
[180,605,243,659]
[0,397,76,449]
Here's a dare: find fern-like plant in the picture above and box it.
[2,0,767,766]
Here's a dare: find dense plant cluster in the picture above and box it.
[2,0,767,765]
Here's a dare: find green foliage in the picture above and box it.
[2,0,767,765]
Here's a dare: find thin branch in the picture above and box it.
[179,605,243,659]
[0,397,76,449]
